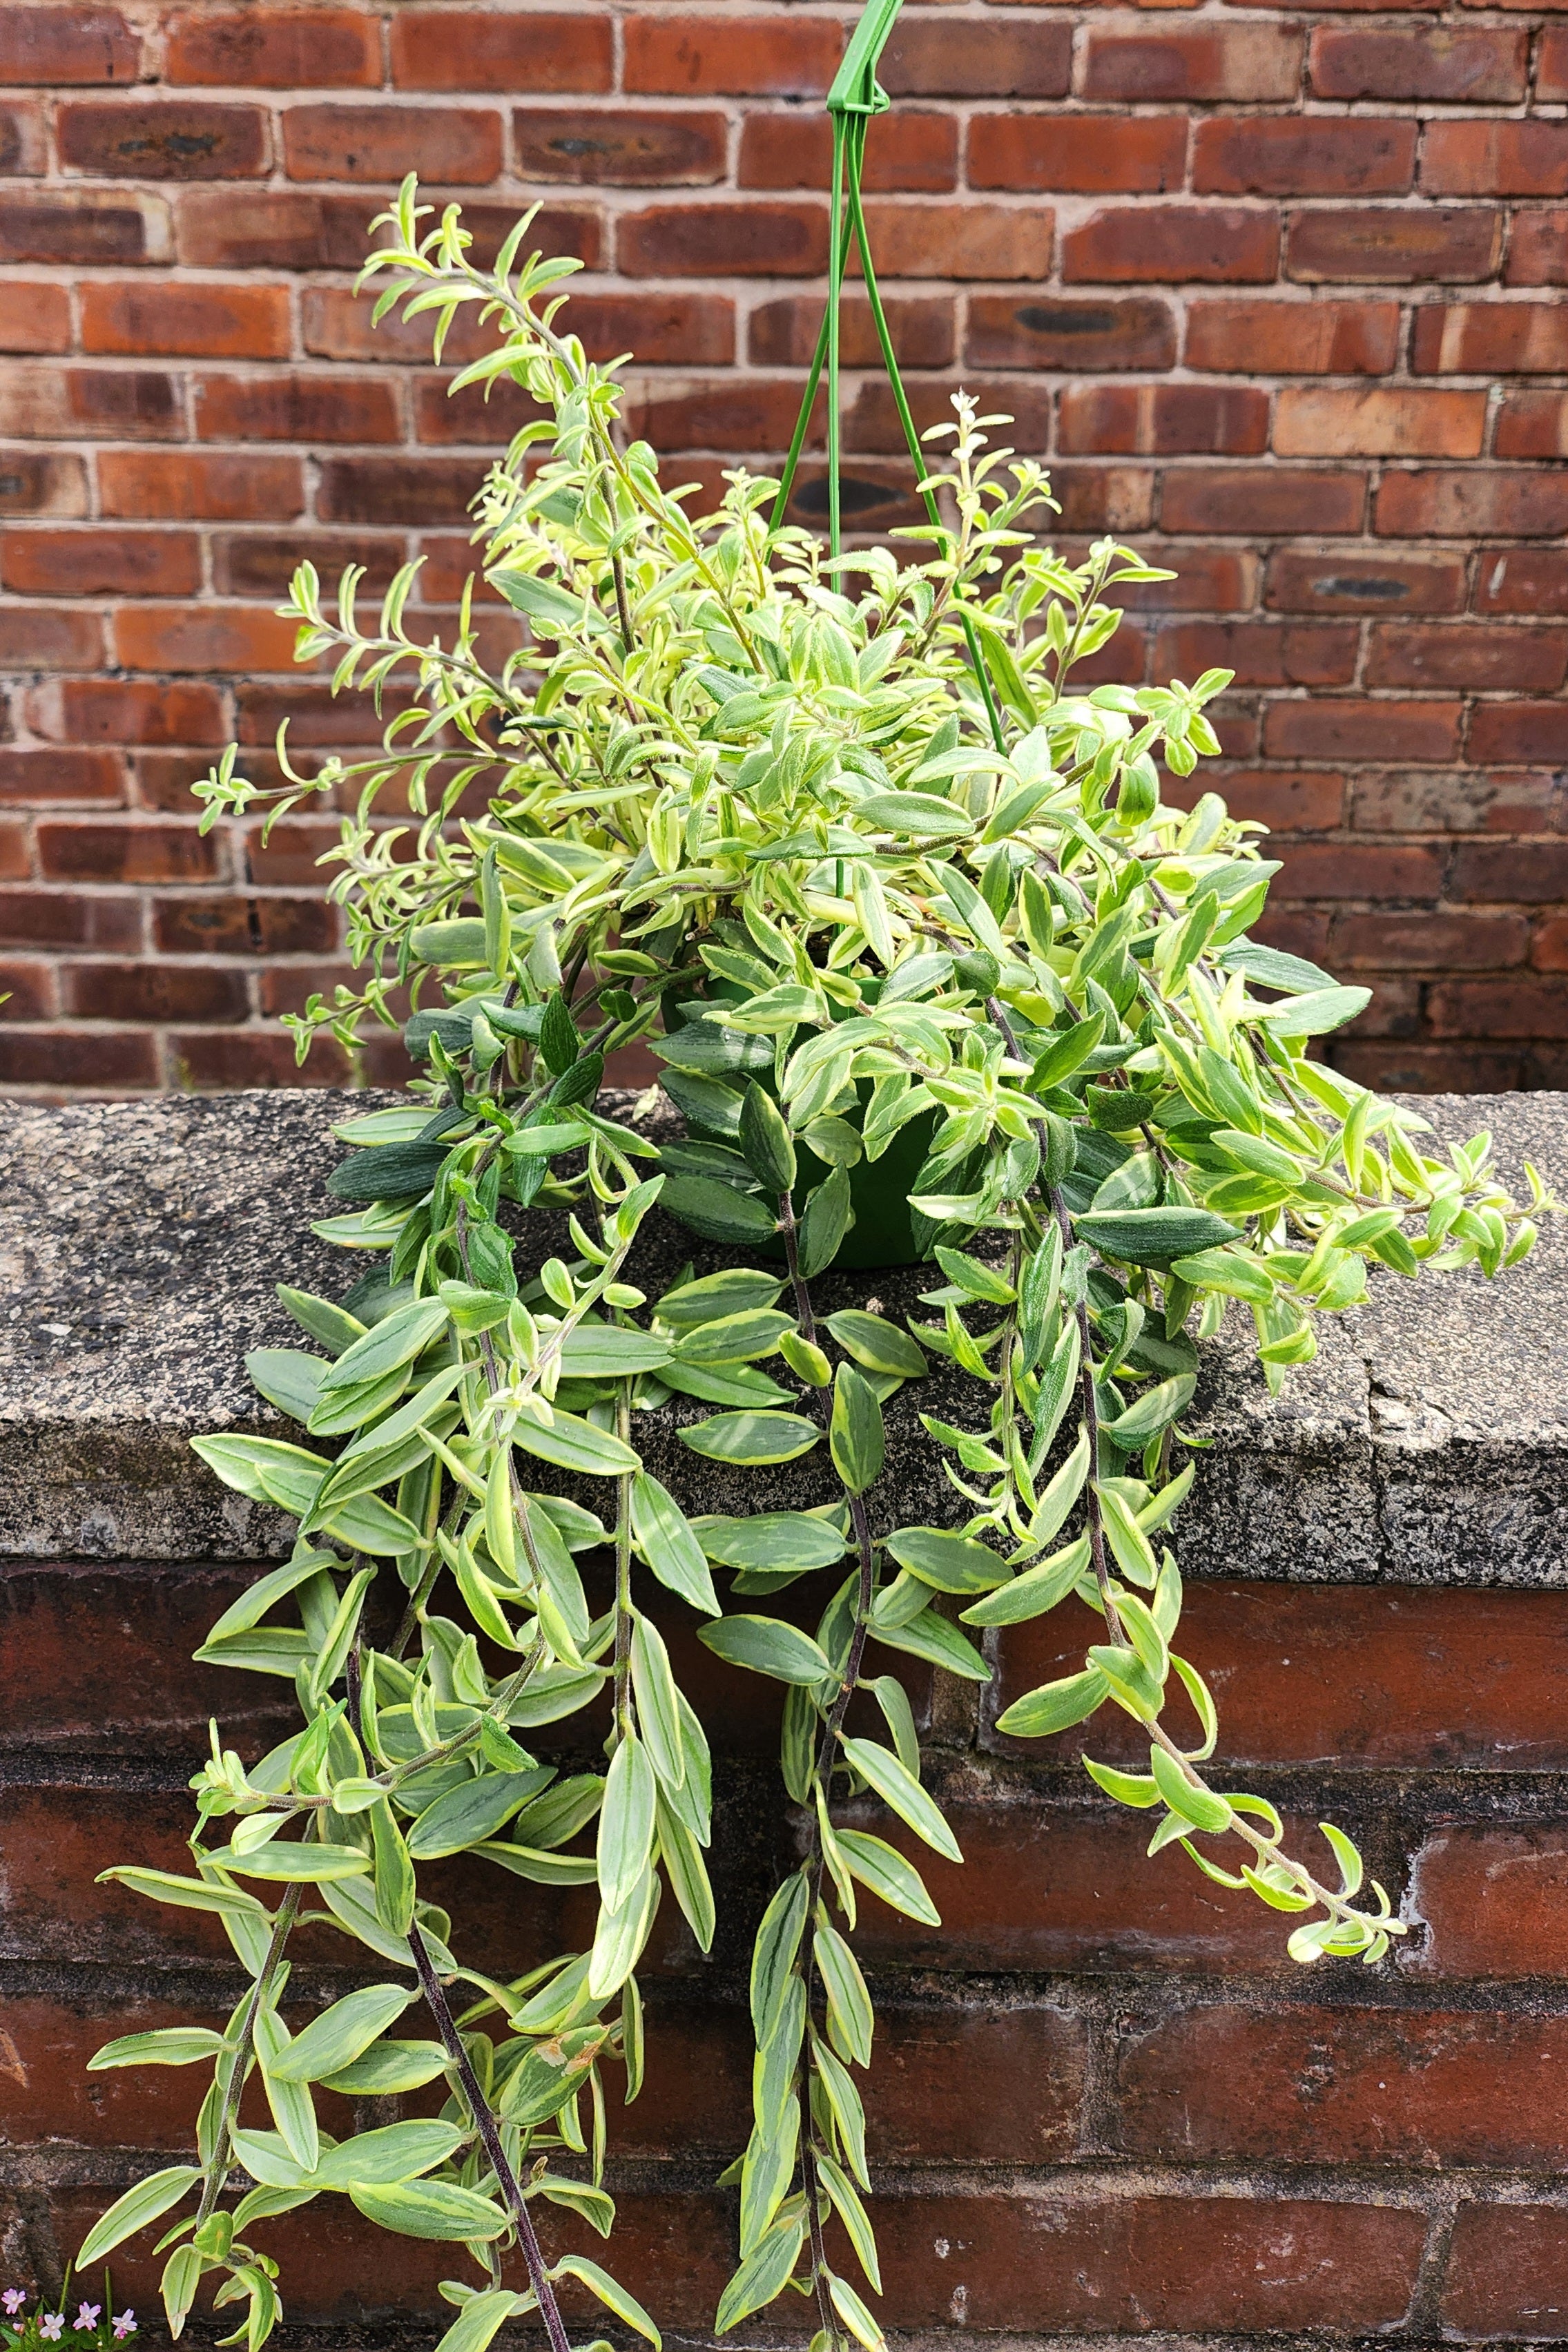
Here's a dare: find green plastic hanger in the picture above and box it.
[771,0,1005,747]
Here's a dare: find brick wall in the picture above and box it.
[13,1565,1568,2340]
[3,0,1568,1098]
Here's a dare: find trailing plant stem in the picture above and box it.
[194,1884,302,2227]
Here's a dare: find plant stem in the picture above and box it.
[777,1188,817,1347]
[193,1885,303,2226]
[407,1925,575,2352]
[613,1383,635,1742]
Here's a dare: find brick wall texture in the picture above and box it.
[12,1560,1568,2340]
[2,0,1568,1097]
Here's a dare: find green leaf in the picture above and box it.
[1100,1374,1197,1452]
[191,1434,331,1517]
[77,2167,200,2265]
[815,1912,874,2065]
[327,1142,448,1204]
[200,1842,371,1882]
[407,1769,552,1860]
[1168,1245,1275,1303]
[598,1735,657,1911]
[656,1268,785,1328]
[89,2027,226,2071]
[551,2257,661,2349]
[319,1297,449,1394]
[830,1364,884,1496]
[1221,943,1337,995]
[265,1983,415,2082]
[661,1175,777,1246]
[512,1405,641,1478]
[349,2179,507,2241]
[632,1614,685,1790]
[837,1830,939,1926]
[750,1871,809,2043]
[320,2039,449,2096]
[739,1081,797,1194]
[199,1553,339,1647]
[1074,1208,1242,1269]
[675,1308,796,1365]
[884,1526,1007,1594]
[715,2215,804,2333]
[855,790,972,838]
[320,1492,423,1556]
[960,1534,1089,1627]
[277,1282,366,1353]
[824,1309,927,1378]
[828,2269,887,2352]
[840,1736,961,1862]
[99,1867,268,1921]
[246,1348,327,1424]
[995,1666,1109,1739]
[432,2291,527,2352]
[699,1615,832,1685]
[868,1603,989,1681]
[678,1410,820,1465]
[692,1511,847,1572]
[312,2119,465,2189]
[1253,984,1371,1036]
[797,1165,853,1278]
[1148,1742,1231,1833]
[631,1472,719,1614]
[558,1325,672,1378]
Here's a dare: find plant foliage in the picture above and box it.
[91,180,1552,2352]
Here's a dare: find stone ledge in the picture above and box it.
[1,1089,1562,1579]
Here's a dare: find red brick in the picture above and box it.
[1466,706,1568,769]
[1351,769,1564,831]
[165,8,380,86]
[0,7,140,83]
[0,363,180,438]
[63,958,250,1021]
[191,369,401,444]
[1333,909,1529,967]
[391,10,610,90]
[171,1027,354,1086]
[80,276,288,358]
[749,292,953,370]
[153,891,336,954]
[971,113,1185,195]
[1414,300,1568,374]
[1195,116,1414,195]
[1267,548,1465,613]
[111,601,302,672]
[300,281,491,364]
[1453,837,1568,898]
[858,197,1052,280]
[0,956,56,1020]
[0,749,122,803]
[0,889,141,949]
[1063,205,1279,285]
[1444,2207,1568,2339]
[36,820,218,884]
[0,446,86,519]
[1286,204,1502,281]
[99,450,302,521]
[0,1028,157,1086]
[57,98,268,179]
[1061,383,1268,456]
[1085,23,1302,97]
[846,374,1052,458]
[1476,547,1568,614]
[316,453,482,526]
[1533,918,1568,970]
[282,104,503,185]
[1203,767,1345,827]
[213,528,405,598]
[131,748,231,812]
[1265,700,1462,762]
[624,15,842,98]
[28,677,223,744]
[514,106,726,186]
[1161,465,1366,534]
[882,15,1072,96]
[1507,206,1568,287]
[174,185,340,269]
[1120,2004,1568,2168]
[1369,621,1568,691]
[967,293,1176,371]
[612,374,809,456]
[0,1992,236,2147]
[1423,119,1568,195]
[0,187,172,264]
[1541,24,1568,95]
[0,604,102,666]
[0,280,71,355]
[619,200,827,278]
[1311,23,1527,98]
[0,828,28,883]
[739,110,957,194]
[1185,295,1397,374]
[1272,838,1450,898]
[1275,385,1485,458]
[0,527,200,597]
[1157,619,1358,686]
[1428,975,1568,1036]
[1377,467,1568,538]
[0,99,46,176]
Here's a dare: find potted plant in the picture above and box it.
[77,13,1549,2348]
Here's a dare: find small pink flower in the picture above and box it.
[110,2322,135,2343]
[73,2307,99,2333]
[39,2315,64,2341]
[1,2295,25,2318]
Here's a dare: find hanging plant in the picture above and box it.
[81,18,1551,2347]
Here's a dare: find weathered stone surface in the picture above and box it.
[0,1089,1562,1576]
